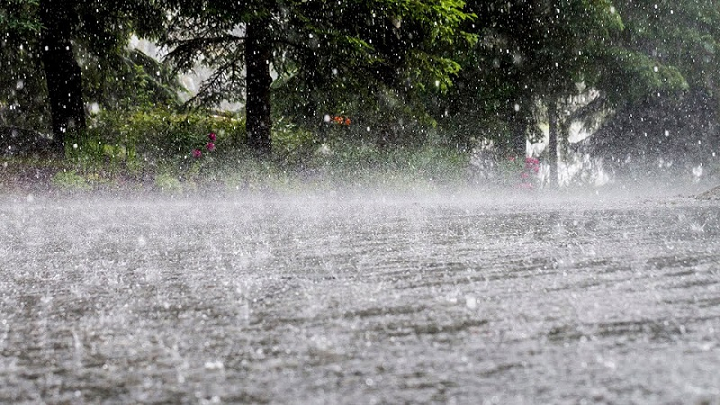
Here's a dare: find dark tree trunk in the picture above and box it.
[39,0,85,152]
[245,18,273,156]
[509,98,528,157]
[511,121,527,157]
[301,54,324,143]
[548,98,559,188]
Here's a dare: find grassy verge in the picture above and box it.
[0,111,473,194]
[0,145,472,194]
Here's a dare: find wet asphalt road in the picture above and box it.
[1,191,719,404]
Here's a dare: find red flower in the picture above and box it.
[208,132,217,142]
[344,117,351,126]
[192,149,202,158]
[333,116,344,124]
[525,157,540,171]
[206,142,215,152]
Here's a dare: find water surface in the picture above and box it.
[1,191,719,404]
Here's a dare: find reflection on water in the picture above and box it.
[1,192,719,403]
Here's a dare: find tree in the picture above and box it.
[2,0,171,152]
[547,98,559,186]
[245,14,273,155]
[159,0,474,156]
[0,0,39,38]
[426,0,697,186]
[1,0,47,130]
[528,1,624,186]
[581,0,719,178]
[38,0,85,150]
[427,1,621,154]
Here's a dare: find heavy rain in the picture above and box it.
[2,191,720,403]
[2,1,720,404]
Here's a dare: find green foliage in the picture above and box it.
[0,0,40,34]
[614,0,720,92]
[59,108,470,190]
[60,109,247,187]
[0,0,178,135]
[85,108,245,160]
[579,0,720,177]
[153,172,184,192]
[300,135,471,187]
[51,170,92,190]
[1,103,479,192]
[270,117,318,166]
[422,0,626,150]
[0,0,48,130]
[82,49,185,110]
[5,0,720,180]
[591,46,688,105]
[159,0,475,146]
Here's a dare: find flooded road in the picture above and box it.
[1,191,719,404]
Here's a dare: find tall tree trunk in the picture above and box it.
[302,54,324,143]
[548,98,559,188]
[509,97,528,157]
[39,0,85,153]
[245,18,272,156]
[511,121,526,157]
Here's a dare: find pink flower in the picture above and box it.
[208,132,216,142]
[519,182,534,189]
[521,171,530,179]
[206,142,216,152]
[192,149,202,158]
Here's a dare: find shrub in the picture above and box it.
[299,136,471,187]
[51,170,91,190]
[48,109,474,191]
[84,108,246,165]
[271,117,317,166]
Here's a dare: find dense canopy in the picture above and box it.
[2,0,719,184]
